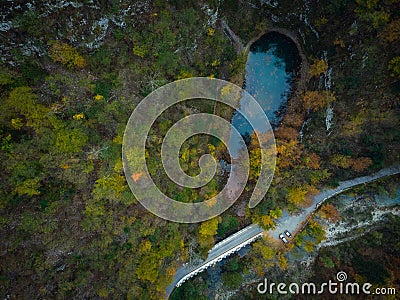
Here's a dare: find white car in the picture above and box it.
[284,230,292,238]
[279,233,288,243]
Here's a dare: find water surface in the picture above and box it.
[228,32,301,157]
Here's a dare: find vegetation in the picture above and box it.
[0,0,399,299]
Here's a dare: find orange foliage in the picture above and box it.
[282,112,305,128]
[304,152,321,170]
[378,19,400,44]
[351,157,372,172]
[319,203,341,222]
[275,126,299,141]
[330,155,372,172]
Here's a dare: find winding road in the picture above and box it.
[166,165,400,299]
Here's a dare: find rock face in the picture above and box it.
[219,19,244,53]
[0,1,152,64]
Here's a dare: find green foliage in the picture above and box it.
[94,80,113,100]
[171,278,208,300]
[352,255,389,284]
[2,1,399,299]
[388,56,400,79]
[92,173,130,204]
[222,271,242,289]
[55,127,88,154]
[320,255,335,268]
[217,215,239,237]
[13,178,41,196]
[4,87,50,132]
[0,134,12,153]
[355,0,389,29]
[0,68,14,85]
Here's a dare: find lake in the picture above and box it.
[228,31,301,157]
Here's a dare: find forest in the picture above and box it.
[0,0,399,299]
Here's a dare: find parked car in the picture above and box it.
[284,230,292,238]
[279,233,288,244]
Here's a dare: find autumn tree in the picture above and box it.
[351,157,373,172]
[330,154,353,169]
[198,217,221,255]
[49,41,86,68]
[287,185,318,208]
[319,204,341,222]
[275,126,299,141]
[3,86,50,132]
[287,186,308,206]
[252,235,276,275]
[378,19,400,44]
[302,90,336,112]
[276,140,303,169]
[330,154,372,172]
[277,252,288,270]
[308,59,328,77]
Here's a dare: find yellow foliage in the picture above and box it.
[14,178,41,196]
[132,45,147,58]
[113,134,123,145]
[334,38,345,48]
[73,113,85,120]
[207,28,215,36]
[260,215,275,229]
[211,59,220,67]
[11,118,23,129]
[304,240,315,252]
[302,91,335,112]
[97,288,109,298]
[309,59,328,77]
[276,139,302,169]
[49,41,85,68]
[220,84,233,96]
[287,186,308,205]
[94,94,104,101]
[253,237,276,260]
[205,197,217,207]
[177,70,193,79]
[139,240,152,253]
[166,266,176,277]
[277,252,288,270]
[199,217,221,237]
